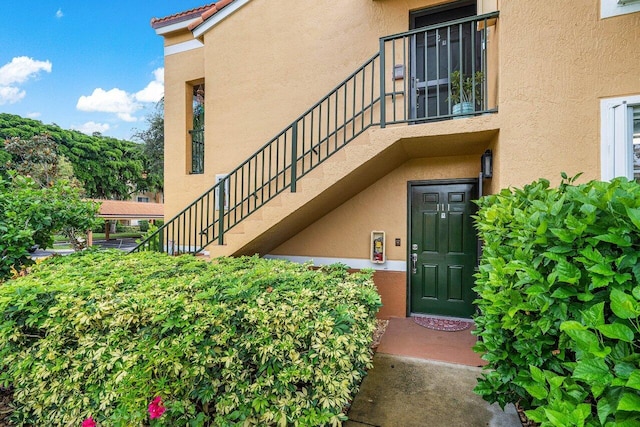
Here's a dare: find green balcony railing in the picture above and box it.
[190,128,204,174]
[379,11,498,126]
[132,11,499,255]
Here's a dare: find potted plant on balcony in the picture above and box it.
[448,70,484,117]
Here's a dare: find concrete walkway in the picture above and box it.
[343,353,522,427]
[345,353,521,427]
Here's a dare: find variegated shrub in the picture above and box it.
[0,251,381,426]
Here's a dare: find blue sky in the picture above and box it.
[0,1,209,140]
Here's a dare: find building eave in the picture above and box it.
[151,3,216,36]
[191,0,253,39]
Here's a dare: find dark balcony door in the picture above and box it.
[409,3,481,120]
[409,180,478,318]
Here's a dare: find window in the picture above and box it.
[189,83,205,174]
[137,196,150,203]
[601,0,640,18]
[601,95,640,181]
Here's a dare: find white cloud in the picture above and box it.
[71,121,111,135]
[0,56,52,86]
[56,8,64,18]
[77,68,164,122]
[134,67,164,103]
[0,86,26,105]
[26,112,41,118]
[76,88,140,122]
[0,57,52,104]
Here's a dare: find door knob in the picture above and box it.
[411,253,418,274]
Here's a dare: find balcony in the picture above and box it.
[380,12,498,126]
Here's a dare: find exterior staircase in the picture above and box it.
[132,12,498,256]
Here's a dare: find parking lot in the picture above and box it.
[31,238,139,258]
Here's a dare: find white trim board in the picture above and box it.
[165,39,204,56]
[155,19,198,36]
[600,94,640,180]
[264,254,407,272]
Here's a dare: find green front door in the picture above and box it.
[409,181,478,318]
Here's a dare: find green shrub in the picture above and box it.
[0,174,99,280]
[91,218,106,233]
[473,174,640,426]
[138,220,149,233]
[0,251,381,426]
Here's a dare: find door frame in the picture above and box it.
[408,1,478,122]
[406,178,480,317]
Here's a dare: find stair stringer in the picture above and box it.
[205,126,409,258]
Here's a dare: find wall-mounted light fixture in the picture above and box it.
[481,149,493,179]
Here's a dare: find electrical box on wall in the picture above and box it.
[371,231,386,264]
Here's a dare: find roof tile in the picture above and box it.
[151,3,217,29]
[188,0,236,31]
[96,199,164,220]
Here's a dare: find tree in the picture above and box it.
[133,99,164,193]
[0,113,151,200]
[0,174,100,281]
[3,134,79,188]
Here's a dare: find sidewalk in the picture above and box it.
[345,318,521,427]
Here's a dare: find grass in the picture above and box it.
[51,243,73,250]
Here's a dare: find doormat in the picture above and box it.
[413,315,474,332]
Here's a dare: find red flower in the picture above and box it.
[82,418,97,427]
[148,396,166,419]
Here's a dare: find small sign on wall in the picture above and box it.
[371,231,385,264]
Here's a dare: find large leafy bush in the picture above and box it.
[474,175,640,426]
[0,251,380,426]
[0,174,99,280]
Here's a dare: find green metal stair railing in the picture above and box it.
[133,53,381,254]
[132,12,498,255]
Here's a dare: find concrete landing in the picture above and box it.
[345,353,520,427]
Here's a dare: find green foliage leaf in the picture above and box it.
[598,397,614,425]
[581,302,605,328]
[626,371,640,391]
[617,392,640,412]
[544,408,572,427]
[625,206,640,230]
[573,357,613,385]
[594,233,632,247]
[610,289,639,320]
[556,260,581,284]
[523,382,548,400]
[596,323,635,343]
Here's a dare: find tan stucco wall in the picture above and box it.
[201,0,457,169]
[271,155,479,260]
[161,0,454,218]
[163,46,207,216]
[493,0,640,190]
